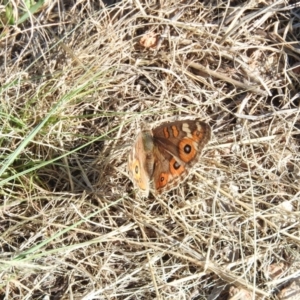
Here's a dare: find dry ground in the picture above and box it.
[1,0,300,299]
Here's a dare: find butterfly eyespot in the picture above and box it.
[135,165,139,174]
[160,176,165,182]
[184,144,191,153]
[173,161,181,170]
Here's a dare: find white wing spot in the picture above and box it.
[196,122,202,131]
[182,123,192,136]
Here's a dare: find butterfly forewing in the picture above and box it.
[152,120,210,165]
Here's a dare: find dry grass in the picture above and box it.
[1,0,300,299]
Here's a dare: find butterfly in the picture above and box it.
[128,119,211,196]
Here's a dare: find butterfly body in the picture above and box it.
[128,119,211,195]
